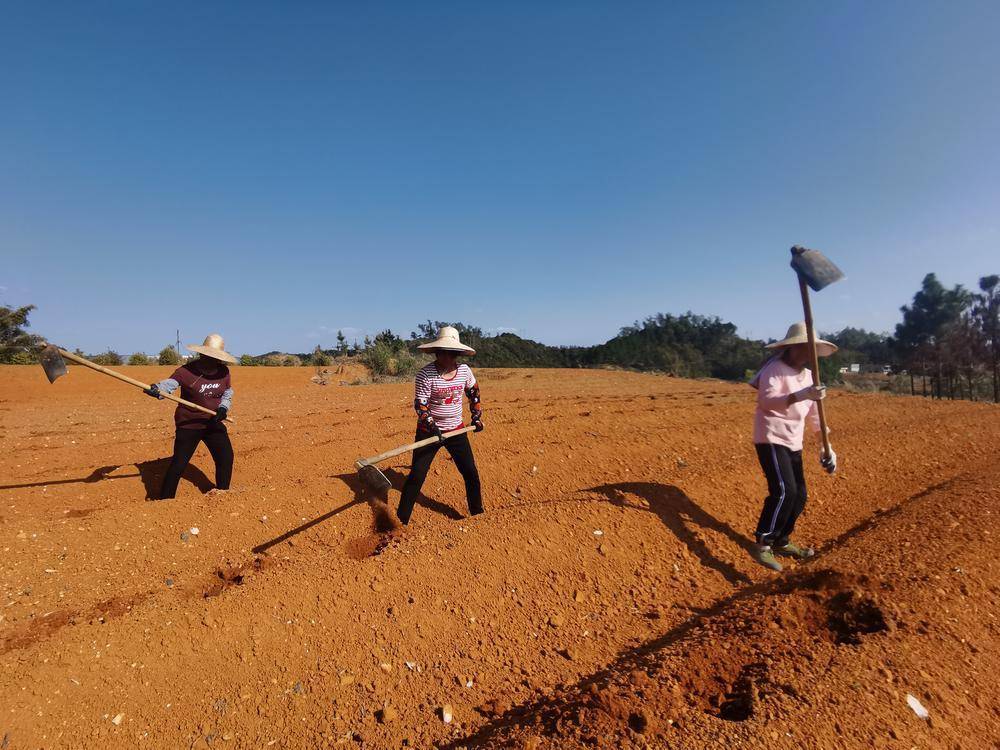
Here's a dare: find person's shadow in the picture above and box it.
[0,464,134,491]
[136,458,214,500]
[380,467,464,521]
[586,482,753,586]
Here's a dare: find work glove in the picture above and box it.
[472,415,484,432]
[212,406,228,423]
[791,385,826,403]
[820,448,837,474]
[144,385,163,399]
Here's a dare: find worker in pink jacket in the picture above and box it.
[749,322,838,572]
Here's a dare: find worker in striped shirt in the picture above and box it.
[398,326,483,525]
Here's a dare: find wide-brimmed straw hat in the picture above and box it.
[187,333,238,364]
[765,322,838,358]
[416,326,476,355]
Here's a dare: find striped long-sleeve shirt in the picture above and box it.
[413,362,480,432]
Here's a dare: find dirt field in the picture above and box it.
[1,365,998,749]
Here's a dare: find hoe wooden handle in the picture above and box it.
[358,425,477,467]
[57,348,235,424]
[797,278,831,456]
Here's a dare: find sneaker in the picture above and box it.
[774,541,815,560]
[750,544,783,572]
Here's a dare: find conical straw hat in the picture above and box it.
[187,333,238,364]
[765,322,838,358]
[416,326,476,355]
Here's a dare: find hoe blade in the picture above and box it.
[39,344,68,384]
[790,245,845,292]
[357,462,392,499]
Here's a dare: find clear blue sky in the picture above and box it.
[3,2,998,355]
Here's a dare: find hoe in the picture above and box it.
[789,245,845,465]
[38,345,235,424]
[355,426,477,498]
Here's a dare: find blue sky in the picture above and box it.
[3,2,998,355]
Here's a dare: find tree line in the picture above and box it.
[2,270,997,402]
[889,273,999,402]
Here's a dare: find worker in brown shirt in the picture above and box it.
[146,334,236,500]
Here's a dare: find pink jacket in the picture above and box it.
[750,356,820,451]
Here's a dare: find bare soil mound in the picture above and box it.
[1,366,998,748]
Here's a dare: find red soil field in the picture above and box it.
[1,365,998,748]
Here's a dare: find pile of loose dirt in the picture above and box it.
[1,366,998,748]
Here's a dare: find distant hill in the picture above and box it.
[247,313,770,379]
[402,313,768,379]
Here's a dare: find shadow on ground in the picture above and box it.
[586,481,753,586]
[381,467,465,521]
[440,568,856,749]
[0,464,135,491]
[136,458,214,499]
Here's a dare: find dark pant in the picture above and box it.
[159,424,234,500]
[754,443,807,546]
[398,431,482,524]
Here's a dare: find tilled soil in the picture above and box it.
[0,365,998,749]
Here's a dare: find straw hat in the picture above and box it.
[765,322,838,358]
[416,326,476,355]
[187,333,238,364]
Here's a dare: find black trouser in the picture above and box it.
[398,430,482,524]
[754,443,807,547]
[159,424,233,500]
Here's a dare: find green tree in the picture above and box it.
[941,311,985,400]
[158,346,180,366]
[238,354,258,366]
[336,330,348,356]
[0,304,43,363]
[892,273,971,398]
[128,352,150,365]
[973,274,1000,402]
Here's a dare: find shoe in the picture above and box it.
[750,544,783,572]
[774,541,815,560]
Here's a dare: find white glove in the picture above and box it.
[791,385,826,403]
[820,448,837,474]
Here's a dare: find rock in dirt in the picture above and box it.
[111,713,123,726]
[376,704,398,723]
[441,704,454,724]
[906,693,929,719]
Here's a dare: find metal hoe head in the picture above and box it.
[790,246,845,292]
[39,344,68,384]
[356,460,392,499]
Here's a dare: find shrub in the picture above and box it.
[361,335,420,378]
[282,355,303,367]
[8,349,38,364]
[128,352,150,365]
[91,350,123,366]
[239,354,258,366]
[312,346,332,366]
[158,346,180,366]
